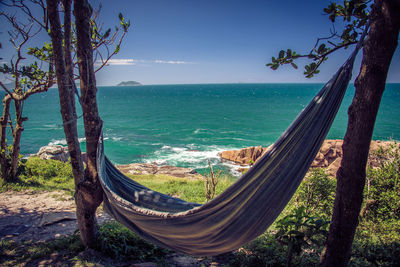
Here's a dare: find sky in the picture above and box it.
[1,0,399,85]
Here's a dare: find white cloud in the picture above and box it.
[95,58,193,66]
[154,60,191,64]
[96,59,136,66]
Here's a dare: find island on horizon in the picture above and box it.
[117,81,142,86]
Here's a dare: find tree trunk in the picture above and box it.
[11,99,26,180]
[320,1,400,266]
[0,94,11,181]
[73,0,104,248]
[48,0,103,249]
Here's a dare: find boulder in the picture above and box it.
[37,145,70,162]
[219,145,271,165]
[219,140,399,176]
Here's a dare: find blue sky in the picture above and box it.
[1,0,399,85]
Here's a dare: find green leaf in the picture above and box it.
[290,62,298,69]
[317,43,326,54]
[278,50,285,59]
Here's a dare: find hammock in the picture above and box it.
[97,36,366,256]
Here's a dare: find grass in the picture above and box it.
[1,147,400,266]
[0,157,75,195]
[129,173,232,204]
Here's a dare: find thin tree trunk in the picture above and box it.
[48,0,103,248]
[320,1,400,266]
[11,100,25,180]
[73,0,103,248]
[48,0,85,183]
[0,94,11,181]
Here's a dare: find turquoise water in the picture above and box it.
[7,83,400,173]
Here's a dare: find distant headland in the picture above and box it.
[117,81,142,86]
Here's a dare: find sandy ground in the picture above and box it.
[0,190,111,243]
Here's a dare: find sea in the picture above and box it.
[6,83,400,175]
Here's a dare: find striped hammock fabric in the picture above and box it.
[97,37,365,256]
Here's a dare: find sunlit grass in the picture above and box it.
[128,173,233,203]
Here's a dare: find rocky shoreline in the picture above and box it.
[219,140,399,176]
[35,139,398,178]
[116,163,201,178]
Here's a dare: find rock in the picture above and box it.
[117,163,200,178]
[219,145,271,165]
[37,145,70,162]
[219,140,399,176]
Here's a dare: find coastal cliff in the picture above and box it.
[219,140,399,176]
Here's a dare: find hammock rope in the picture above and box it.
[96,26,369,256]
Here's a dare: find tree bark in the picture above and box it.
[11,99,25,180]
[48,0,104,249]
[73,0,103,248]
[320,1,400,266]
[48,0,85,183]
[0,94,11,181]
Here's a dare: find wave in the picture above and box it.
[48,137,86,146]
[143,144,241,175]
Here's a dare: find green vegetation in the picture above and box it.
[1,144,399,266]
[0,223,169,266]
[129,173,231,204]
[0,157,74,194]
[232,144,400,266]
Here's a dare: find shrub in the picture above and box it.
[363,144,400,221]
[97,221,168,262]
[1,157,75,193]
[22,157,73,181]
[290,168,336,217]
[230,234,287,267]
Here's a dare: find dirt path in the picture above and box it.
[0,190,111,243]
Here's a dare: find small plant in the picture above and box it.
[275,206,330,267]
[0,145,24,183]
[1,157,74,194]
[363,144,400,221]
[97,221,168,262]
[291,168,336,217]
[204,159,222,202]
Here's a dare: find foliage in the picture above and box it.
[0,157,74,194]
[230,234,287,266]
[350,238,400,266]
[97,221,168,262]
[275,206,330,266]
[1,151,400,266]
[363,144,400,221]
[290,168,336,217]
[266,0,369,78]
[0,145,23,182]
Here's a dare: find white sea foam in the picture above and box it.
[48,137,86,146]
[144,144,241,174]
[48,139,67,146]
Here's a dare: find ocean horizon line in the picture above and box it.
[39,82,400,89]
